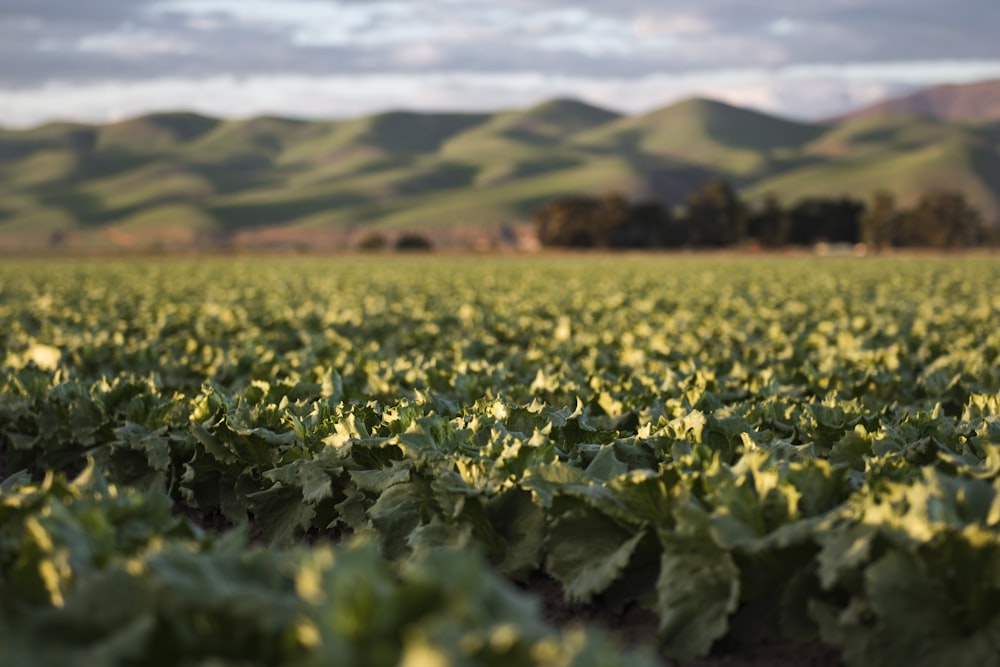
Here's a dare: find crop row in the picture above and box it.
[2,256,1000,666]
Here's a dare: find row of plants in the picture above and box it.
[2,256,1000,665]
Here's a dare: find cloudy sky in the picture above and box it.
[2,0,1000,127]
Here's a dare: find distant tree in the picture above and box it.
[609,199,673,248]
[894,190,982,248]
[356,231,388,251]
[657,205,690,248]
[981,225,1000,248]
[596,192,631,247]
[533,192,631,247]
[786,197,863,246]
[395,232,434,251]
[534,192,679,248]
[684,180,747,246]
[747,194,790,247]
[532,180,993,251]
[534,196,606,247]
[859,190,896,251]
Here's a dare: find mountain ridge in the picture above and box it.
[835,79,1000,122]
[2,80,999,249]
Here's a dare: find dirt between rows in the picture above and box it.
[524,574,844,667]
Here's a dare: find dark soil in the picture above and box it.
[682,641,842,667]
[523,573,843,667]
[0,440,41,482]
[523,573,661,647]
[170,502,251,538]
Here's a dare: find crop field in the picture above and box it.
[2,255,1000,666]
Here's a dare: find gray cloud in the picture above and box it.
[2,0,998,86]
[1,0,999,125]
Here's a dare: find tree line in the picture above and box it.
[534,180,993,250]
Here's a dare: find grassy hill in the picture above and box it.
[746,115,1000,215]
[572,98,826,179]
[2,86,1000,250]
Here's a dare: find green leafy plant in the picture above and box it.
[2,256,1000,665]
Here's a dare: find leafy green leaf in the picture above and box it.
[544,508,645,603]
[656,531,740,659]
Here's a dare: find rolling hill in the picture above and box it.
[837,79,1000,123]
[572,97,825,179]
[2,80,1000,250]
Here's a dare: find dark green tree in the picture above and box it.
[609,199,673,248]
[684,180,747,247]
[747,194,790,247]
[859,190,896,251]
[395,232,434,251]
[534,192,661,248]
[534,196,605,247]
[356,231,388,251]
[597,192,631,246]
[894,190,982,248]
[786,197,863,246]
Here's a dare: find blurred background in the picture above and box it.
[1,0,998,252]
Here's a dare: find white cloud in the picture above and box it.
[390,43,445,68]
[767,18,803,36]
[633,12,712,36]
[5,59,1000,129]
[784,59,1000,84]
[147,0,418,45]
[145,1,667,58]
[77,29,195,57]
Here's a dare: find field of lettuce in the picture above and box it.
[2,255,1000,666]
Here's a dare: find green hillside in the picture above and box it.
[572,98,826,178]
[440,98,621,187]
[1,95,999,249]
[95,112,221,153]
[747,115,1000,216]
